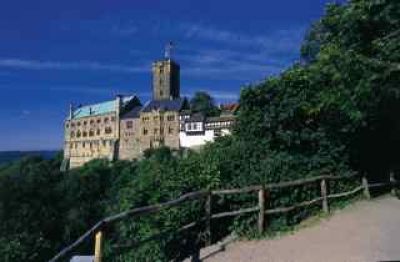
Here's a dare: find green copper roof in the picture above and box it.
[71,96,135,119]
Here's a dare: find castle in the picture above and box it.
[62,47,236,169]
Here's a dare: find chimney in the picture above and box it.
[115,95,122,115]
[69,103,74,120]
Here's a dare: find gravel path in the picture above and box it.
[200,196,400,262]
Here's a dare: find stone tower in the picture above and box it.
[152,43,180,101]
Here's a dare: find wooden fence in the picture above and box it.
[49,173,398,262]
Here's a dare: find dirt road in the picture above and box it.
[201,196,400,262]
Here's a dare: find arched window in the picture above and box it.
[70,131,75,138]
[76,130,81,138]
[89,130,94,137]
[96,129,100,135]
[105,127,112,134]
[104,117,109,123]
[83,131,87,137]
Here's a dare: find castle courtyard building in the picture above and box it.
[63,48,236,169]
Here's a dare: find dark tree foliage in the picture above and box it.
[189,91,221,116]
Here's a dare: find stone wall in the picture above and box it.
[139,110,180,151]
[64,112,119,168]
[118,117,141,160]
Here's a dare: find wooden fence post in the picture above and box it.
[320,179,329,214]
[362,176,370,199]
[205,192,212,246]
[258,187,265,234]
[94,231,103,262]
[390,171,396,196]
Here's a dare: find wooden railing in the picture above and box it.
[49,173,398,262]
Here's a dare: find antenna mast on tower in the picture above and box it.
[164,41,174,60]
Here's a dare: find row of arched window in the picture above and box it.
[69,140,114,149]
[66,116,116,129]
[70,127,112,138]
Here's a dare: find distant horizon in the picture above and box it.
[0,149,61,153]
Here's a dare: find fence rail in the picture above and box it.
[49,173,398,262]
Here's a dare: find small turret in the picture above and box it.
[69,103,74,120]
[115,95,122,115]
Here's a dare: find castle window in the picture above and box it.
[143,128,148,135]
[102,140,106,147]
[70,131,75,138]
[97,119,101,124]
[77,130,81,138]
[83,121,87,126]
[168,127,173,134]
[111,116,116,122]
[154,128,158,135]
[96,129,100,135]
[83,131,87,137]
[66,123,69,128]
[90,120,94,125]
[71,123,75,127]
[104,117,109,123]
[77,122,81,127]
[82,142,86,148]
[89,142,92,149]
[126,121,133,129]
[105,127,112,134]
[167,115,175,121]
[89,130,94,137]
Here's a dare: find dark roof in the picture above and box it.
[121,106,142,119]
[206,115,236,122]
[141,98,185,113]
[185,113,205,122]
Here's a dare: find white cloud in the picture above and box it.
[180,22,306,53]
[0,58,147,73]
[183,89,239,101]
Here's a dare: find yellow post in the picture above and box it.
[94,231,103,262]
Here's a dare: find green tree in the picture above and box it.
[190,91,220,116]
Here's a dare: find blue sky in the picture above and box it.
[0,0,341,151]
